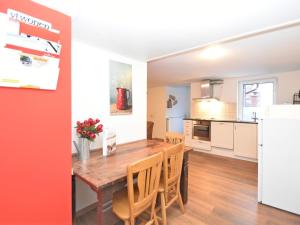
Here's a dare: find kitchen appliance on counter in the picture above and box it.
[192,120,211,141]
[258,105,300,215]
[293,90,300,104]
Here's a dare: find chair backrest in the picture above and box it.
[147,121,154,139]
[165,132,184,144]
[162,143,184,204]
[127,152,163,219]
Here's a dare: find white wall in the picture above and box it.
[72,40,147,211]
[147,86,190,138]
[166,86,190,133]
[219,70,300,104]
[191,70,300,119]
[147,86,166,139]
[166,86,190,118]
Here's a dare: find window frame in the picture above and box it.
[238,78,278,120]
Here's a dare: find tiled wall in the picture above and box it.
[192,100,237,120]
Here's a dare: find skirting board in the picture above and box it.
[75,202,97,218]
[193,147,258,163]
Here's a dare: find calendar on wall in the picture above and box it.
[0,9,62,90]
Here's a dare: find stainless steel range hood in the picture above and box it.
[193,79,223,101]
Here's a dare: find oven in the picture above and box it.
[192,120,211,141]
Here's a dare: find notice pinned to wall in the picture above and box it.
[0,9,61,90]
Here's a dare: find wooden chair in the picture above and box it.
[158,143,185,225]
[164,132,184,144]
[147,121,154,140]
[112,152,163,225]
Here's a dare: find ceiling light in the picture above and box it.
[199,46,227,60]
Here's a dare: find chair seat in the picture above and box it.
[112,188,141,220]
[112,189,130,220]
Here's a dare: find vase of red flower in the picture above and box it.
[73,118,103,161]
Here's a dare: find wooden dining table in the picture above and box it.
[72,139,192,225]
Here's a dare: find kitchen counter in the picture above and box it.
[183,118,258,124]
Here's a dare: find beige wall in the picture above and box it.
[147,86,166,139]
[191,70,300,119]
[219,70,300,104]
[192,101,237,120]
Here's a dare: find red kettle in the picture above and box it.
[116,87,130,110]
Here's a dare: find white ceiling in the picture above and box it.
[33,0,300,61]
[148,24,300,86]
[33,0,300,87]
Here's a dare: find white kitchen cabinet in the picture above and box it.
[192,139,211,151]
[234,123,257,159]
[190,82,201,99]
[184,120,211,150]
[183,120,192,146]
[211,122,234,149]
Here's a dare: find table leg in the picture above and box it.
[72,175,76,224]
[97,181,126,225]
[180,152,189,204]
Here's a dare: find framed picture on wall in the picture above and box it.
[109,60,132,115]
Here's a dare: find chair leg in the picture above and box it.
[160,192,167,225]
[153,210,159,225]
[177,192,185,214]
[124,220,130,225]
[130,218,135,225]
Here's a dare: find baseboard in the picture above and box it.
[76,202,98,218]
[192,147,258,163]
[152,138,164,141]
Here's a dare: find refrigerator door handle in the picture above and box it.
[257,119,264,203]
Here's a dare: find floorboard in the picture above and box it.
[75,151,300,225]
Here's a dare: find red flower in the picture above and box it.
[75,118,103,140]
[96,124,103,132]
[76,128,82,133]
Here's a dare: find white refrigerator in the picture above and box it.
[258,105,300,215]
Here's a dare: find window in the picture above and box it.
[238,79,276,121]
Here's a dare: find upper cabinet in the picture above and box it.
[211,122,234,149]
[190,82,202,99]
[234,123,258,159]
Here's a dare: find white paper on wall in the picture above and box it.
[0,10,62,90]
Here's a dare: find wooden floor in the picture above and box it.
[75,151,300,225]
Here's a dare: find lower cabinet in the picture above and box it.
[211,122,234,149]
[184,120,192,140]
[234,123,258,159]
[184,119,258,160]
[192,139,211,151]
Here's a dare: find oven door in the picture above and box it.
[193,124,210,141]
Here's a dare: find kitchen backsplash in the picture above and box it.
[192,100,237,120]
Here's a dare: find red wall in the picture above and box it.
[0,1,71,224]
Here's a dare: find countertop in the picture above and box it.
[183,118,258,124]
